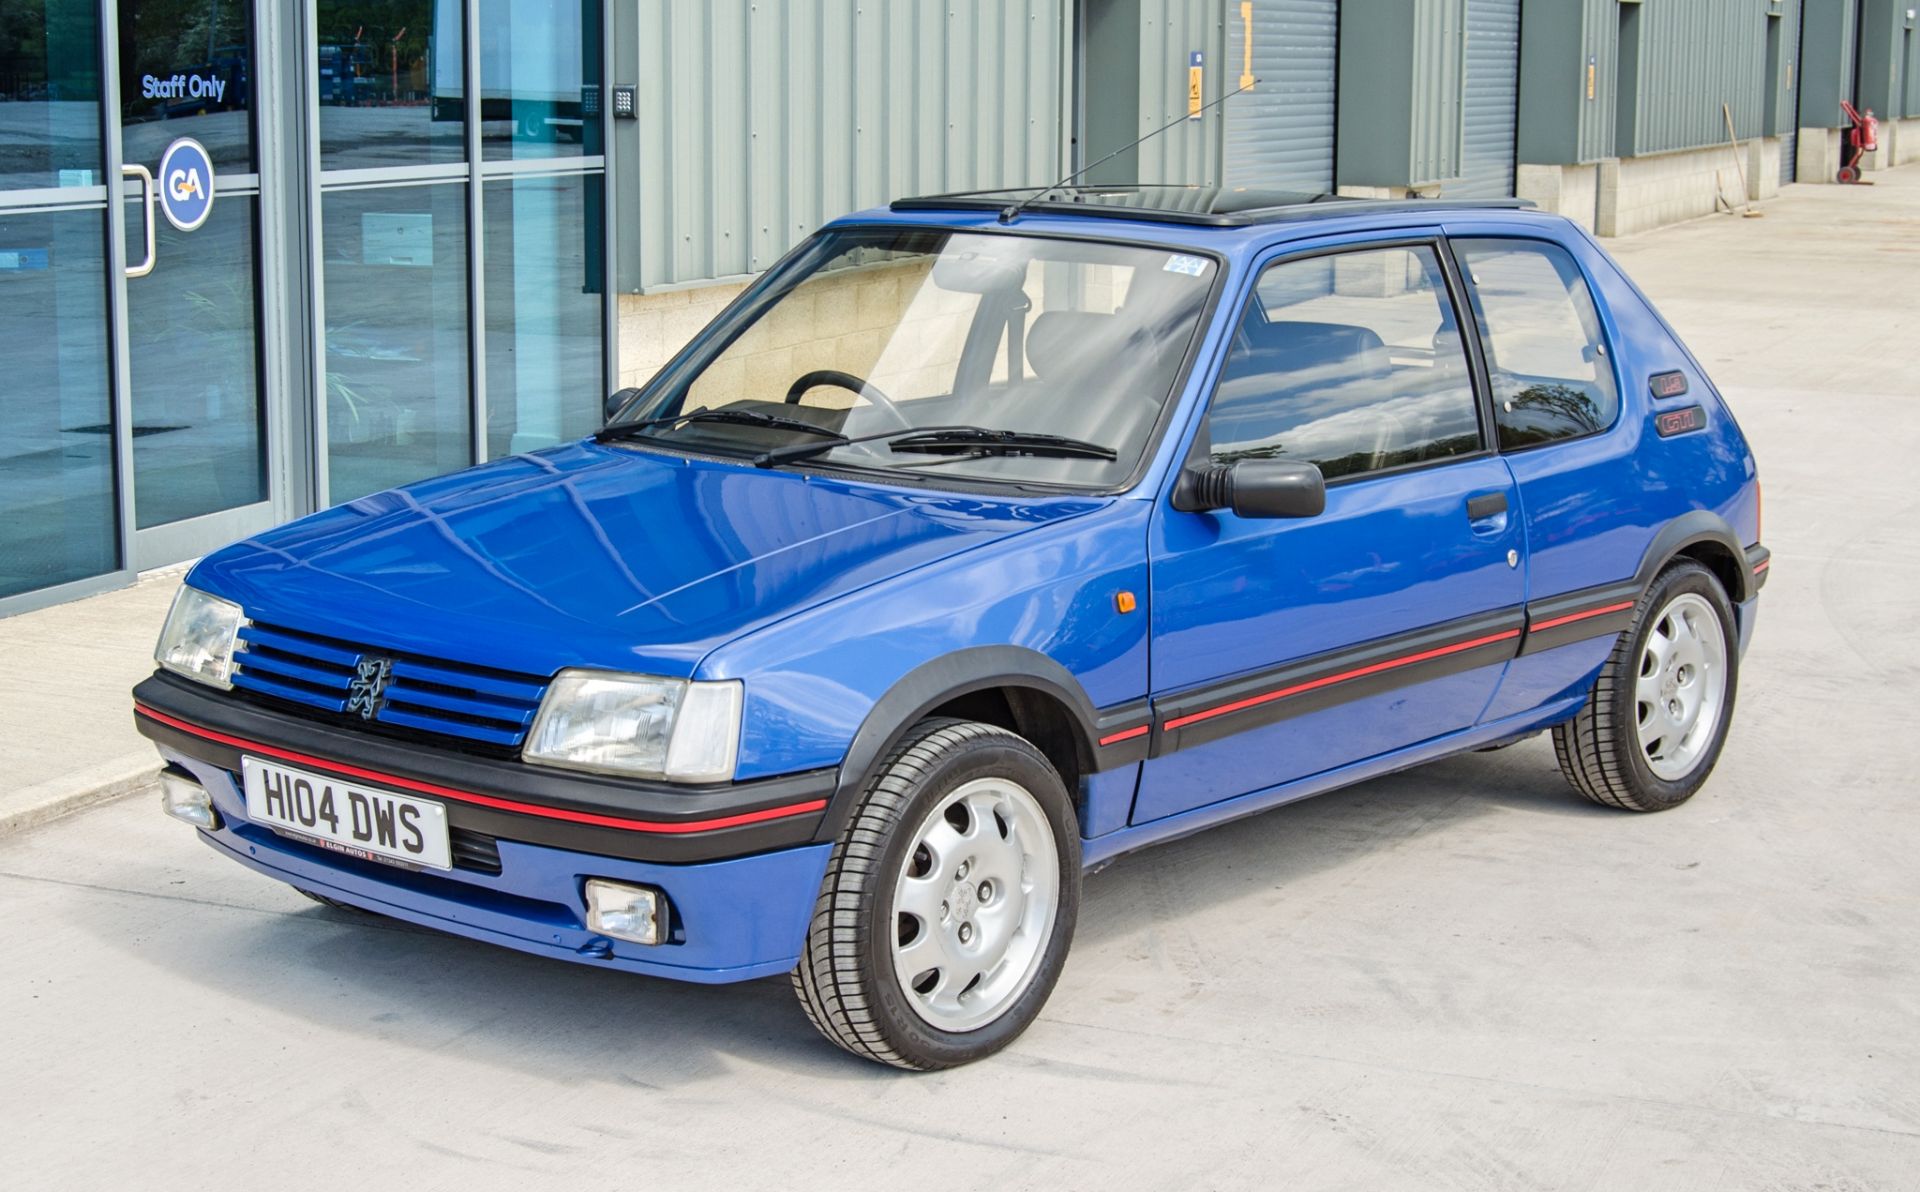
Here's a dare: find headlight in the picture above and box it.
[524,669,743,784]
[154,585,247,690]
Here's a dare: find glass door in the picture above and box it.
[309,0,606,506]
[0,0,120,604]
[114,0,279,569]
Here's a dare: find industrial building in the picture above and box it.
[3,0,1915,614]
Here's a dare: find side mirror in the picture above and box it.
[605,386,643,422]
[1173,458,1326,519]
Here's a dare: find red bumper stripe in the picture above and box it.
[1752,559,1770,574]
[134,703,827,835]
[1529,599,1636,634]
[1097,725,1150,746]
[1162,628,1522,733]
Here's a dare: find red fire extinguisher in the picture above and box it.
[1838,101,1879,184]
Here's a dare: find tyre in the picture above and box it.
[792,718,1080,1070]
[1553,560,1739,811]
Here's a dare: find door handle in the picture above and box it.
[122,164,156,279]
[1466,492,1508,520]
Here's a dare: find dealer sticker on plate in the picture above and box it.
[240,756,452,871]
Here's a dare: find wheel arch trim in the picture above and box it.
[1633,510,1754,604]
[818,647,1106,843]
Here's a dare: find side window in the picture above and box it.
[1452,238,1619,449]
[1208,245,1483,481]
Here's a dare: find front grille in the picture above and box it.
[450,828,504,876]
[232,621,548,750]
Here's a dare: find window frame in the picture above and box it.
[1186,233,1499,491]
[1444,234,1626,455]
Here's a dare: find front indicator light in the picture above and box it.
[584,879,666,946]
[159,766,219,830]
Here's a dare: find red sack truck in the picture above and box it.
[1838,101,1879,184]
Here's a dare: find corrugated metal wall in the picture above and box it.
[1576,0,1618,163]
[1453,0,1519,197]
[1625,0,1769,157]
[1132,0,1227,185]
[1775,1,1802,185]
[1222,0,1338,192]
[631,0,1067,290]
[1409,0,1466,185]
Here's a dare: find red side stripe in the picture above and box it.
[133,703,827,835]
[1752,559,1770,574]
[1162,628,1522,733]
[1097,724,1150,746]
[1529,599,1636,633]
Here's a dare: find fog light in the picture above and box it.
[159,767,218,830]
[584,879,666,946]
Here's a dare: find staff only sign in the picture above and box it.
[157,138,215,232]
[141,72,231,105]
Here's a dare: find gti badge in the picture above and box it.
[346,656,394,720]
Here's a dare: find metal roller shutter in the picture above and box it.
[1223,0,1338,193]
[1452,0,1519,198]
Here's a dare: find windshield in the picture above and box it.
[607,227,1217,488]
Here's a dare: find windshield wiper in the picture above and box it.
[596,407,844,444]
[886,428,1117,461]
[753,424,1115,468]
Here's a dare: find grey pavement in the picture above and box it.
[3,170,1918,1190]
[0,567,180,836]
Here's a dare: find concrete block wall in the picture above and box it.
[1514,162,1599,231]
[1596,142,1768,236]
[1891,118,1920,166]
[1747,138,1780,200]
[1798,126,1841,183]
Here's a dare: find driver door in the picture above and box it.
[1134,237,1525,824]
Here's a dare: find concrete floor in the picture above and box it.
[4,172,1918,1191]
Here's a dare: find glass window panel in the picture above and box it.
[1453,238,1620,449]
[1211,246,1483,480]
[127,196,266,528]
[315,0,465,169]
[479,0,602,161]
[118,0,254,174]
[484,172,603,455]
[0,0,104,190]
[0,209,116,598]
[322,182,471,502]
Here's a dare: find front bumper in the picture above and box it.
[161,750,831,982]
[135,671,841,983]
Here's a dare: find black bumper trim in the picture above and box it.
[134,671,833,865]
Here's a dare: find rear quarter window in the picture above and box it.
[1453,238,1619,449]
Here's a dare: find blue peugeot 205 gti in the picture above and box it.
[136,186,1767,1069]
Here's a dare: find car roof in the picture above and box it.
[889,184,1535,228]
[826,186,1572,259]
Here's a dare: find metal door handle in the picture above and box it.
[123,164,156,279]
[1466,492,1508,520]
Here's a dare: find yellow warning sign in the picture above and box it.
[1188,51,1204,119]
[1240,3,1255,90]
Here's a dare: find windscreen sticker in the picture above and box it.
[1164,254,1210,277]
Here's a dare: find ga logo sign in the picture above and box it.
[157,138,216,232]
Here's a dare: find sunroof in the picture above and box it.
[890,185,1532,227]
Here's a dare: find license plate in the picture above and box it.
[240,757,452,871]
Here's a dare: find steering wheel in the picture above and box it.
[784,369,913,431]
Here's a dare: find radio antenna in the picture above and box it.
[1000,77,1261,223]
